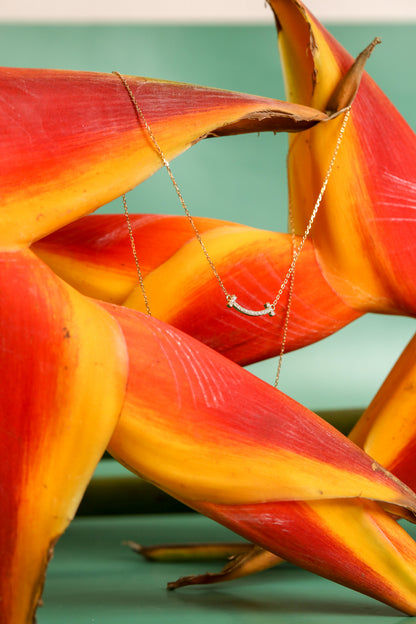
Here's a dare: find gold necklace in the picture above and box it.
[112,71,350,386]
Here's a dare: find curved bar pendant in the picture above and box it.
[227,295,275,317]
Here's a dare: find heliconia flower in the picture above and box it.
[106,302,416,614]
[2,13,416,618]
[0,67,330,622]
[350,331,416,490]
[32,0,416,599]
[5,253,416,622]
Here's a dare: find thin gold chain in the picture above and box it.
[272,107,351,388]
[274,205,297,388]
[121,193,152,316]
[113,70,350,385]
[269,108,350,313]
[113,70,350,311]
[274,108,350,387]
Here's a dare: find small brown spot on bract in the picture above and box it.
[63,327,70,339]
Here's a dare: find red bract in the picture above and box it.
[2,0,416,619]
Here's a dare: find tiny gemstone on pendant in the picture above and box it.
[226,294,237,308]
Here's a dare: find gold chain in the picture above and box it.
[112,71,350,386]
[274,205,297,387]
[113,71,229,301]
[270,108,350,313]
[273,109,351,387]
[121,193,152,316]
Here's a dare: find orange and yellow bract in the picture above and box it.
[2,1,416,621]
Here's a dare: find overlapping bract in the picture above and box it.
[33,214,361,364]
[2,0,416,621]
[33,2,416,362]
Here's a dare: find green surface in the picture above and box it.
[39,513,415,623]
[78,459,191,516]
[0,22,414,411]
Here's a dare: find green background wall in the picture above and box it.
[1,23,414,411]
